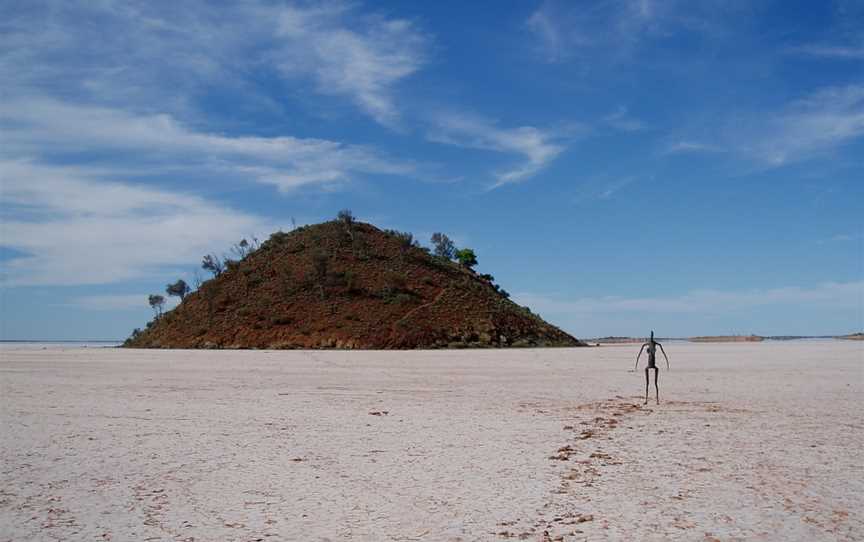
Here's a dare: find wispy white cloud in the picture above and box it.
[788,43,864,59]
[572,174,643,203]
[525,0,732,64]
[0,99,414,191]
[739,85,864,166]
[598,176,639,199]
[273,5,428,126]
[603,106,646,133]
[0,160,275,286]
[664,141,726,154]
[525,3,576,63]
[428,114,569,188]
[816,233,862,245]
[514,281,864,316]
[0,1,427,126]
[664,85,864,166]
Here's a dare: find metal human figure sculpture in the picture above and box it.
[634,331,670,404]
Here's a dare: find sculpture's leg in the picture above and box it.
[644,367,649,404]
[654,367,660,404]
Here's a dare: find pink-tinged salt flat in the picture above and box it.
[1,341,861,541]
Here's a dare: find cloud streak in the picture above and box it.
[0,1,427,126]
[0,99,414,191]
[739,85,864,166]
[0,160,275,286]
[428,114,567,187]
[274,4,428,126]
[664,85,864,167]
[514,281,864,316]
[664,141,725,154]
[525,0,733,64]
[603,106,645,133]
[788,43,864,60]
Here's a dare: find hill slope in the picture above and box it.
[125,221,583,349]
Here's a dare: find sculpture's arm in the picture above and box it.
[634,343,646,370]
[658,342,670,370]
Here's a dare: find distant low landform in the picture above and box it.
[588,333,863,344]
[124,213,583,350]
[689,335,764,343]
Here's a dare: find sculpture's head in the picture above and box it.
[650,330,654,341]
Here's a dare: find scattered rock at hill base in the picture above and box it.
[124,221,584,350]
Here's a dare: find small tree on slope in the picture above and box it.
[148,294,166,318]
[166,279,190,301]
[455,248,478,269]
[430,233,456,260]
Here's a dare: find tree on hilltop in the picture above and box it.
[455,248,478,269]
[337,209,354,226]
[338,209,356,241]
[430,232,456,260]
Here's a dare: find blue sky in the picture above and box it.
[1,0,862,340]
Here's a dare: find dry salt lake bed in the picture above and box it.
[1,341,861,541]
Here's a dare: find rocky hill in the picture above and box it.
[124,220,583,349]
